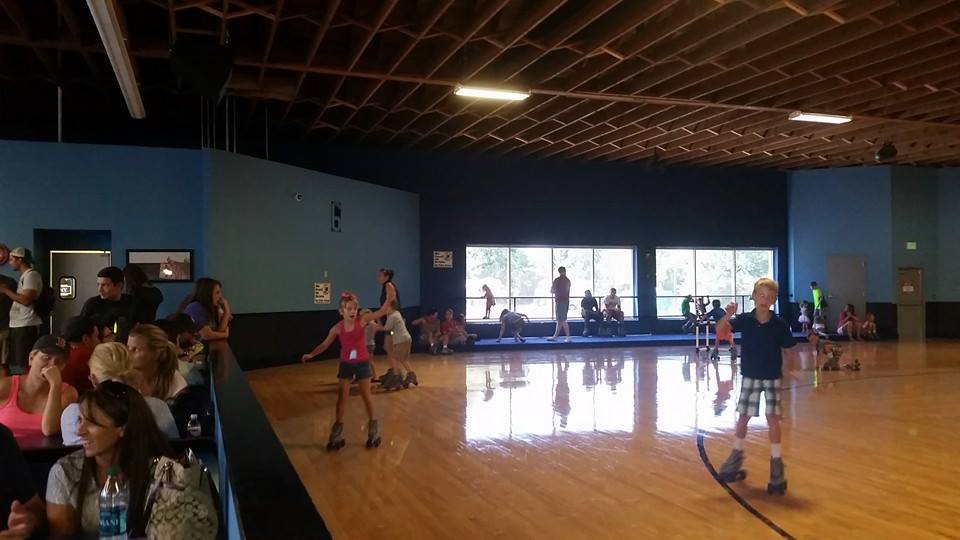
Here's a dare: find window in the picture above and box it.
[466,246,636,320]
[655,248,775,317]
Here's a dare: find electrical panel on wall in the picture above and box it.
[331,201,342,232]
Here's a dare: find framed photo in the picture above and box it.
[126,249,194,283]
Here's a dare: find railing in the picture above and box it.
[654,294,778,317]
[466,295,639,321]
[208,341,331,539]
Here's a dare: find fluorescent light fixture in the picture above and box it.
[454,85,530,101]
[87,0,145,119]
[788,111,851,124]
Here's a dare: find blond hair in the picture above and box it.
[128,324,179,400]
[753,278,779,295]
[89,342,142,387]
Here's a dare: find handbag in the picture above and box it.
[144,449,220,540]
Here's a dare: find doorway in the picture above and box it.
[826,255,867,328]
[50,251,112,333]
[896,267,924,340]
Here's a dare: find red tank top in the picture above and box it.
[338,320,370,363]
[0,375,68,438]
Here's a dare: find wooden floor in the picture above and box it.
[247,341,960,540]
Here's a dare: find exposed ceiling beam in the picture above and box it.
[86,0,145,118]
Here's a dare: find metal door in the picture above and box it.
[896,267,924,340]
[49,251,111,334]
[826,255,867,327]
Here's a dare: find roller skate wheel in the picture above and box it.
[767,481,787,495]
[366,437,381,448]
[327,440,344,452]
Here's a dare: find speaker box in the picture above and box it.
[170,37,234,102]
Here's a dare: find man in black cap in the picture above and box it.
[0,247,44,375]
[59,316,100,393]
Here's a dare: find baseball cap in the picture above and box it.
[62,316,97,343]
[9,247,26,258]
[32,334,69,357]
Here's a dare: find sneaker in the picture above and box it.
[546,336,557,341]
[564,337,572,343]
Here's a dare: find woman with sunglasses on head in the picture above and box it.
[61,342,180,445]
[46,380,175,539]
[0,335,78,437]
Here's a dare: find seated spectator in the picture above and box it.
[0,335,77,437]
[812,315,828,337]
[411,308,441,351]
[603,288,625,324]
[438,309,458,354]
[79,266,135,343]
[440,313,476,353]
[581,290,603,323]
[0,422,44,538]
[496,309,529,343]
[61,342,179,444]
[165,314,205,365]
[124,263,163,324]
[862,312,878,340]
[97,323,116,344]
[59,316,100,394]
[181,278,232,341]
[681,294,696,333]
[837,304,863,341]
[46,381,176,539]
[702,299,726,322]
[127,324,188,404]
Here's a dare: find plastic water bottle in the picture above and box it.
[187,413,202,437]
[99,465,128,540]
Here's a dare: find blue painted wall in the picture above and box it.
[938,168,960,300]
[0,140,204,317]
[206,151,420,313]
[891,167,940,301]
[788,167,893,303]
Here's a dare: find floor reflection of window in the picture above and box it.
[654,355,755,435]
[465,360,635,441]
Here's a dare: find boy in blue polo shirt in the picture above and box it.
[715,278,796,494]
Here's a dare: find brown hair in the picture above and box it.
[75,381,174,536]
[128,324,179,400]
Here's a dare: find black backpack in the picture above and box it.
[32,272,56,319]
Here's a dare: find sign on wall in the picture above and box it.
[314,282,331,304]
[433,251,453,269]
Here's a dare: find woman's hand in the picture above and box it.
[300,353,312,364]
[41,364,62,388]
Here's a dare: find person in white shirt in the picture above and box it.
[376,301,418,389]
[0,248,43,375]
[603,288,624,324]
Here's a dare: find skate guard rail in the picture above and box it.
[209,341,331,540]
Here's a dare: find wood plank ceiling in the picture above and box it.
[2,0,960,169]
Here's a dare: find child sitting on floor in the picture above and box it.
[861,313,878,340]
[812,315,828,337]
[808,332,860,371]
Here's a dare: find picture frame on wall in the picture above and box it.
[126,249,194,283]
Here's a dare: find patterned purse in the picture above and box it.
[144,449,220,540]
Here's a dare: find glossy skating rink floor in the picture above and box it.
[247,341,960,540]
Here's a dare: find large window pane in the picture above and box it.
[553,248,593,298]
[595,249,635,317]
[655,249,694,316]
[514,298,552,320]
[466,247,509,319]
[695,249,735,298]
[735,250,775,296]
[510,248,553,298]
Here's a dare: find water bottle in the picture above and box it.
[99,465,128,540]
[187,413,202,437]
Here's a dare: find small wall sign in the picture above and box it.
[314,282,331,304]
[433,251,453,268]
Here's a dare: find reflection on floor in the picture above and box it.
[247,341,960,540]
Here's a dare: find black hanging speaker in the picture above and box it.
[170,36,234,102]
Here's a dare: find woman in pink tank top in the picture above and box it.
[0,335,78,438]
[302,291,391,451]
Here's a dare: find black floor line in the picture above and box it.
[696,430,796,539]
[696,369,960,539]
